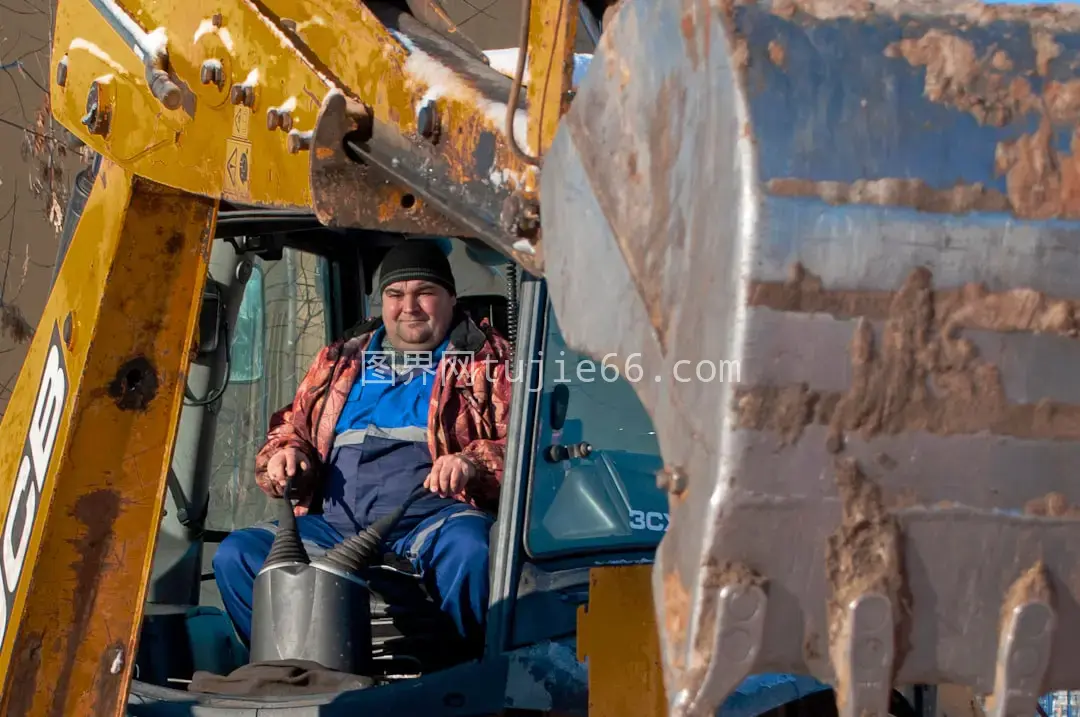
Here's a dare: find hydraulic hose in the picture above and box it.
[314,486,430,575]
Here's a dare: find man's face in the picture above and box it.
[382,279,456,351]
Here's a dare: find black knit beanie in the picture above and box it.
[377,239,456,295]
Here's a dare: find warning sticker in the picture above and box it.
[223,138,252,200]
[231,105,250,140]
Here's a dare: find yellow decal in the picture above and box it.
[223,139,252,200]
[231,105,251,140]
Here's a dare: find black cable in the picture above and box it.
[184,320,231,408]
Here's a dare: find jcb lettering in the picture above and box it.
[29,349,66,488]
[3,458,37,594]
[629,509,669,532]
[0,328,68,648]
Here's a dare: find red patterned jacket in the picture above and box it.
[254,313,514,515]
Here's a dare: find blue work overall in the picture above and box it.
[214,327,494,645]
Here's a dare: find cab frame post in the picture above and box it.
[0,159,216,716]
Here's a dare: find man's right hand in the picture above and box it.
[266,447,313,499]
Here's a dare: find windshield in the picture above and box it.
[524,303,668,558]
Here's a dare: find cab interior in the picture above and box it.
[120,206,673,711]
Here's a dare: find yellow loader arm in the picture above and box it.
[3,0,1080,713]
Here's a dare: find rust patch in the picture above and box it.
[682,5,700,69]
[827,269,1061,444]
[4,631,43,717]
[1001,562,1053,631]
[762,0,1080,32]
[995,117,1080,220]
[769,0,797,19]
[685,561,765,692]
[164,232,184,254]
[739,265,1080,445]
[1044,80,1080,124]
[768,40,786,68]
[309,92,469,235]
[748,262,893,318]
[108,356,159,412]
[825,459,910,712]
[1032,28,1061,77]
[704,558,766,589]
[750,263,1079,336]
[991,50,1013,72]
[884,29,1035,127]
[735,383,818,444]
[49,490,121,717]
[663,569,690,671]
[767,176,1011,214]
[1025,491,1080,517]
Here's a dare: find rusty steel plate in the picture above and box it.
[540,0,1080,714]
[309,89,469,236]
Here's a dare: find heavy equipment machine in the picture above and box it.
[4,0,1080,712]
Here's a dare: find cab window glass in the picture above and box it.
[525,303,668,557]
[205,249,332,531]
[229,265,265,384]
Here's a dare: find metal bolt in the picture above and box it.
[200,60,223,87]
[55,57,68,87]
[266,106,293,132]
[286,129,313,154]
[212,12,223,26]
[230,83,254,107]
[417,100,439,139]
[281,17,297,32]
[501,192,540,238]
[657,466,688,496]
[81,81,109,136]
[148,70,182,110]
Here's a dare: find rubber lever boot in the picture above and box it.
[315,485,430,574]
[263,478,310,568]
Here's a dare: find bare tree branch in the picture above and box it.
[0,1,45,15]
[1,183,17,302]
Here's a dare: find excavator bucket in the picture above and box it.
[539,0,1080,715]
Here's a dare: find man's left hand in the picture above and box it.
[424,455,476,497]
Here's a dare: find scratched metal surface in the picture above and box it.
[541,0,1080,711]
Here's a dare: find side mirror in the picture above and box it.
[550,383,570,431]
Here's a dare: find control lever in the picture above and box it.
[314,485,430,573]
